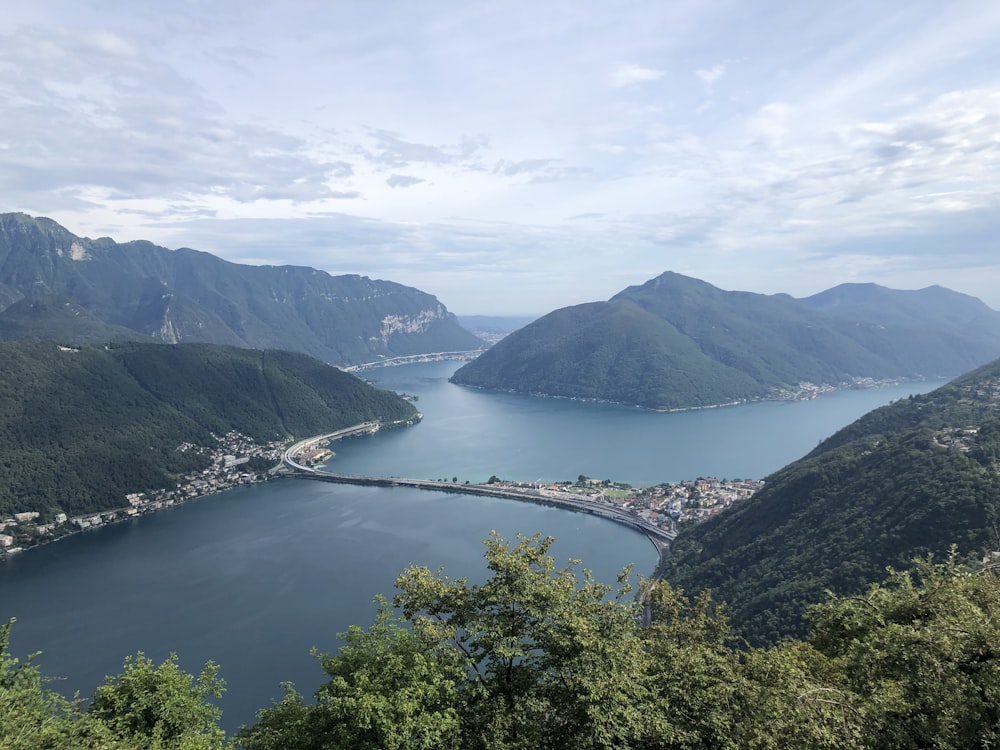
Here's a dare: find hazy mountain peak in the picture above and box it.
[0,213,482,365]
[453,270,1000,410]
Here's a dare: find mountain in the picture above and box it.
[663,358,1000,644]
[0,213,483,365]
[0,340,418,518]
[450,271,1000,409]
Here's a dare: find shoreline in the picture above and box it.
[4,397,761,566]
[448,375,936,413]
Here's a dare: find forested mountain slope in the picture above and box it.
[451,271,1000,409]
[0,340,417,518]
[664,358,1000,644]
[0,213,482,365]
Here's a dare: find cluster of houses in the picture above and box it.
[487,475,763,532]
[929,376,1000,454]
[623,477,764,526]
[0,432,285,559]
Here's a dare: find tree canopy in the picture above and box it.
[6,535,1000,749]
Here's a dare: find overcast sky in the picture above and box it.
[3,2,999,314]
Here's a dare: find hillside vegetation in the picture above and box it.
[0,340,416,518]
[451,271,1000,409]
[0,213,482,365]
[664,358,1000,644]
[6,535,1000,749]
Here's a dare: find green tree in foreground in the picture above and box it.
[238,534,861,749]
[8,536,1000,749]
[89,652,226,749]
[808,552,1000,750]
[0,618,110,749]
[0,622,226,750]
[237,602,462,750]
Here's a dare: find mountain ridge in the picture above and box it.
[663,357,1000,644]
[0,339,418,519]
[450,271,1000,410]
[0,213,483,365]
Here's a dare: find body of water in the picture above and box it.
[0,361,949,731]
[334,361,948,485]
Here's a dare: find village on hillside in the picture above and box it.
[2,429,764,560]
[0,432,286,558]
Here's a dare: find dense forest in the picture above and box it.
[0,340,417,518]
[665,358,1000,644]
[451,271,1000,409]
[5,533,1000,749]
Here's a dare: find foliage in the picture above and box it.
[1,620,224,749]
[393,533,651,750]
[808,554,1000,749]
[0,340,416,517]
[237,602,462,750]
[89,652,226,749]
[451,271,1000,409]
[665,358,1000,644]
[10,540,1000,748]
[239,533,870,750]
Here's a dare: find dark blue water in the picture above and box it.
[0,361,948,732]
[0,481,655,732]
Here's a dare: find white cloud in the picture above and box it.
[608,63,664,88]
[695,64,725,86]
[386,174,425,189]
[2,1,1000,314]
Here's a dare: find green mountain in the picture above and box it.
[0,340,417,518]
[664,358,1000,644]
[450,272,1000,409]
[0,213,483,365]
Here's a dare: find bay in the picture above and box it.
[0,360,949,732]
[335,360,949,485]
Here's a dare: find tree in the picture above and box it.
[88,652,226,749]
[0,618,121,749]
[393,532,652,750]
[237,601,462,750]
[807,553,1000,750]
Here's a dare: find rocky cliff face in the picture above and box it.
[0,213,483,365]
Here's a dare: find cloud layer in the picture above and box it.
[2,1,998,314]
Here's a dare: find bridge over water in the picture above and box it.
[281,424,677,626]
[340,350,484,373]
[281,425,676,557]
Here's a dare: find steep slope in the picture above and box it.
[0,296,150,344]
[0,340,417,518]
[451,271,1000,409]
[664,359,1000,644]
[802,282,1000,373]
[451,300,763,408]
[0,213,482,365]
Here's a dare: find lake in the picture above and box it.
[332,361,947,484]
[0,361,948,731]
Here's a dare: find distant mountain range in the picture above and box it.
[0,340,418,518]
[0,213,483,365]
[664,357,1000,644]
[450,271,1000,409]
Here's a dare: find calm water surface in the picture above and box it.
[0,361,949,731]
[335,361,948,485]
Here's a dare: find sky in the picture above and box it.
[2,1,999,315]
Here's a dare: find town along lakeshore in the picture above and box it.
[0,360,948,731]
